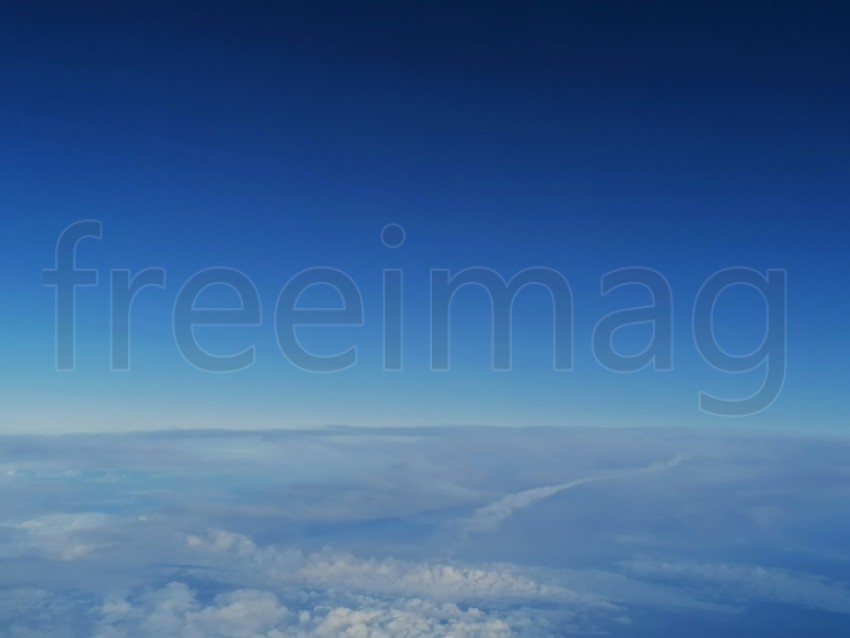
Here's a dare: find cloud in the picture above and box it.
[0,513,112,561]
[91,582,528,638]
[1,427,850,636]
[457,455,688,534]
[625,559,850,615]
[185,529,611,609]
[94,583,288,638]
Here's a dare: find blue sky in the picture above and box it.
[2,0,849,433]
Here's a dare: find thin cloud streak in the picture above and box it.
[458,455,688,534]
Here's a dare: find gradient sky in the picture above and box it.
[1,1,848,433]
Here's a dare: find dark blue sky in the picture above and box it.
[1,1,848,432]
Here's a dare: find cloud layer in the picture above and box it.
[1,427,850,636]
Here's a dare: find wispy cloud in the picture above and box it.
[457,455,688,534]
[625,559,850,614]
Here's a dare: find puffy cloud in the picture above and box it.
[0,513,112,561]
[185,530,610,608]
[94,584,288,638]
[91,582,532,638]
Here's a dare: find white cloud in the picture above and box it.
[457,455,688,534]
[0,513,112,561]
[92,582,537,638]
[185,530,610,608]
[625,559,850,614]
[94,583,287,638]
[2,427,850,636]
